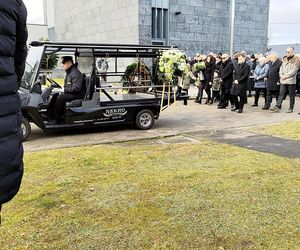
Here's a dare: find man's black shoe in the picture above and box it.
[251,104,258,107]
[218,106,226,109]
[237,109,243,113]
[262,106,269,110]
[231,107,238,111]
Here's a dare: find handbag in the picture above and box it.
[198,71,205,81]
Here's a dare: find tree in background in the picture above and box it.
[39,37,58,70]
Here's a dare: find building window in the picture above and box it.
[152,7,168,40]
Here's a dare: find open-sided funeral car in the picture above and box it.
[20,42,189,141]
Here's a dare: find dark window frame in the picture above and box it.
[151,7,168,40]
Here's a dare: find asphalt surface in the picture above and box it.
[185,129,300,158]
[24,87,300,156]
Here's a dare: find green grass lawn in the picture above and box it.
[1,141,299,249]
[250,120,300,141]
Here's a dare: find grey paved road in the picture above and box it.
[24,93,300,152]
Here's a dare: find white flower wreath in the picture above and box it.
[159,49,189,85]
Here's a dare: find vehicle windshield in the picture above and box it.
[21,46,44,89]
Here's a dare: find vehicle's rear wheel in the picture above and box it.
[21,117,31,141]
[135,109,154,130]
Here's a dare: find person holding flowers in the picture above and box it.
[193,54,206,103]
[211,55,222,103]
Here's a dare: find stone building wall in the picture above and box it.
[139,0,269,56]
[139,0,152,46]
[167,0,231,56]
[233,0,269,53]
[53,0,270,56]
[54,0,139,44]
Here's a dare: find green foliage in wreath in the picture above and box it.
[121,62,151,87]
[121,63,138,85]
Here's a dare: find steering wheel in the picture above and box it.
[47,78,62,89]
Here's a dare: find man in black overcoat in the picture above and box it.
[218,54,234,109]
[263,52,282,110]
[231,54,250,113]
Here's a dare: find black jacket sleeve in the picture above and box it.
[221,63,234,81]
[15,0,28,83]
[266,70,269,79]
[237,64,250,83]
[210,64,215,82]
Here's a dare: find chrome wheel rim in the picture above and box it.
[21,123,26,137]
[139,113,152,127]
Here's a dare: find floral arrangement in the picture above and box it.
[192,61,206,74]
[192,61,206,84]
[121,62,151,85]
[159,49,189,85]
[121,62,138,84]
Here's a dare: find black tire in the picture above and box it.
[21,117,31,141]
[135,109,154,130]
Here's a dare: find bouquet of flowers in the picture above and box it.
[192,61,206,74]
[159,49,189,85]
[192,61,206,83]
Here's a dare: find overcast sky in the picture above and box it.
[23,0,300,45]
[269,0,300,44]
[23,0,44,24]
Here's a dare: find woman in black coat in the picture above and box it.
[0,0,28,213]
[263,52,282,110]
[203,55,215,104]
[231,54,250,113]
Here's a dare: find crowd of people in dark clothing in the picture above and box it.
[184,47,300,114]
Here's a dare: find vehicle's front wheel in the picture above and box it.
[135,109,154,130]
[21,117,31,141]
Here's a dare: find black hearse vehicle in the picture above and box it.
[20,42,188,141]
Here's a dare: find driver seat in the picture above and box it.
[65,74,87,108]
[66,65,98,108]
